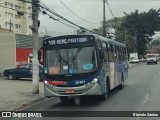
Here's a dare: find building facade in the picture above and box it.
[0,0,32,35]
[0,31,44,75]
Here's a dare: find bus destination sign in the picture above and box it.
[48,37,88,45]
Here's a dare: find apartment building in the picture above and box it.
[0,0,32,35]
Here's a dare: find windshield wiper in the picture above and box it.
[72,47,82,70]
[56,50,68,64]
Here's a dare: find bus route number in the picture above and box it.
[75,80,85,85]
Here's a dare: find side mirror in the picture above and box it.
[99,50,104,59]
[38,47,44,65]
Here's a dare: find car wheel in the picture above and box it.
[15,77,19,80]
[8,74,14,80]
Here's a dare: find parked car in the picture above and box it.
[3,64,43,81]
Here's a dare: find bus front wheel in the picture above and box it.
[60,96,68,104]
[101,80,110,100]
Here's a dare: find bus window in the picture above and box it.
[110,44,114,62]
[97,40,102,49]
[106,43,110,62]
[102,42,106,50]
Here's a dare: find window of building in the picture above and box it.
[11,13,13,18]
[15,14,20,19]
[5,2,13,8]
[15,5,21,10]
[5,22,7,27]
[28,6,32,10]
[5,12,13,18]
[15,24,19,29]
[5,22,14,28]
[28,15,32,19]
[15,24,21,29]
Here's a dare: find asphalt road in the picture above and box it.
[2,63,160,120]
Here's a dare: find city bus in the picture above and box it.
[38,34,128,103]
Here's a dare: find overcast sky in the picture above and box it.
[39,0,160,35]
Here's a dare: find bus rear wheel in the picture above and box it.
[119,73,124,89]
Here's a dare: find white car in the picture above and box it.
[147,54,158,64]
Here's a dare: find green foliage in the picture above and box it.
[92,9,160,55]
[124,9,160,55]
[151,38,160,46]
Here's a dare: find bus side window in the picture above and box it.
[123,48,125,61]
[102,42,110,62]
[106,43,110,62]
[110,44,114,62]
[114,45,117,61]
[117,46,120,61]
[97,40,102,49]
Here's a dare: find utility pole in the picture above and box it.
[31,0,40,94]
[103,0,106,37]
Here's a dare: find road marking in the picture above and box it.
[135,93,149,120]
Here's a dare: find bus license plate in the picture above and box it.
[65,90,75,94]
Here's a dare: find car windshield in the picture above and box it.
[45,47,98,75]
[18,64,30,69]
[148,55,156,58]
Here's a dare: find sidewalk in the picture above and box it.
[0,77,44,111]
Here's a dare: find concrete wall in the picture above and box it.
[0,32,16,75]
[0,32,44,75]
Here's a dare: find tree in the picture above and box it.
[124,9,160,55]
[76,28,87,34]
[151,38,160,46]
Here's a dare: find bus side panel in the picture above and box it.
[118,61,128,82]
[123,61,128,81]
[109,61,128,90]
[109,62,117,90]
[98,70,106,94]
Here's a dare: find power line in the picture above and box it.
[58,0,99,24]
[72,0,102,18]
[40,8,76,29]
[105,0,115,18]
[39,1,95,34]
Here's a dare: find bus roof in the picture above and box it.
[44,34,125,47]
[91,34,125,47]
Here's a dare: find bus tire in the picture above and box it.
[101,79,110,100]
[60,96,68,104]
[119,73,124,89]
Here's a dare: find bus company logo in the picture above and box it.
[2,112,12,117]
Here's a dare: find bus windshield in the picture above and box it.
[45,47,98,75]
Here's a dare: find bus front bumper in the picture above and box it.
[44,82,102,97]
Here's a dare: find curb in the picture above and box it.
[12,97,45,111]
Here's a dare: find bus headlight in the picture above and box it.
[85,76,99,87]
[44,81,48,85]
[92,77,98,84]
